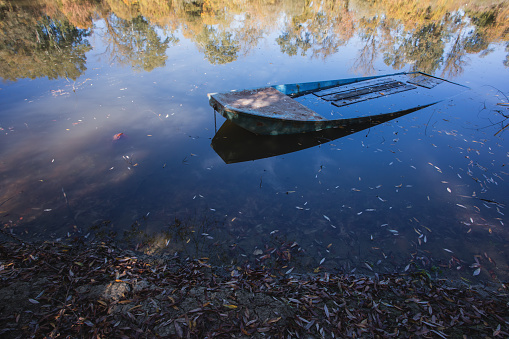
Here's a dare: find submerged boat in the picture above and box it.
[208,72,468,135]
[212,105,428,164]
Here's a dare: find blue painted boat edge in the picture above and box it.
[272,71,410,96]
[271,71,470,95]
[207,71,409,99]
[207,71,469,99]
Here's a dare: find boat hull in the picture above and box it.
[214,104,430,135]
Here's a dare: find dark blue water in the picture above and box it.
[1,1,508,281]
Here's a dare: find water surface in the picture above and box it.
[1,0,508,281]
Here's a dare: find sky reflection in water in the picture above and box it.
[0,0,508,282]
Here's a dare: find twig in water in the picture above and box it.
[494,122,509,137]
[425,109,436,136]
[0,191,23,207]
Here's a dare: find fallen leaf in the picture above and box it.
[113,133,124,141]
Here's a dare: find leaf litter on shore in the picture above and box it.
[0,237,508,339]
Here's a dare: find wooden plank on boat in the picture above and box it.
[211,86,325,121]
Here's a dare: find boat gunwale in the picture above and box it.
[272,71,469,97]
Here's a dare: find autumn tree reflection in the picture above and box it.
[0,0,508,79]
[385,23,446,75]
[195,27,240,64]
[277,1,354,59]
[102,15,177,71]
[0,3,91,81]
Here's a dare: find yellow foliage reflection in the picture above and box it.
[0,0,508,80]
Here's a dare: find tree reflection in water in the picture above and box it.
[0,0,508,80]
[0,5,91,81]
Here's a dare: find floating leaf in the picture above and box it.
[113,133,124,141]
